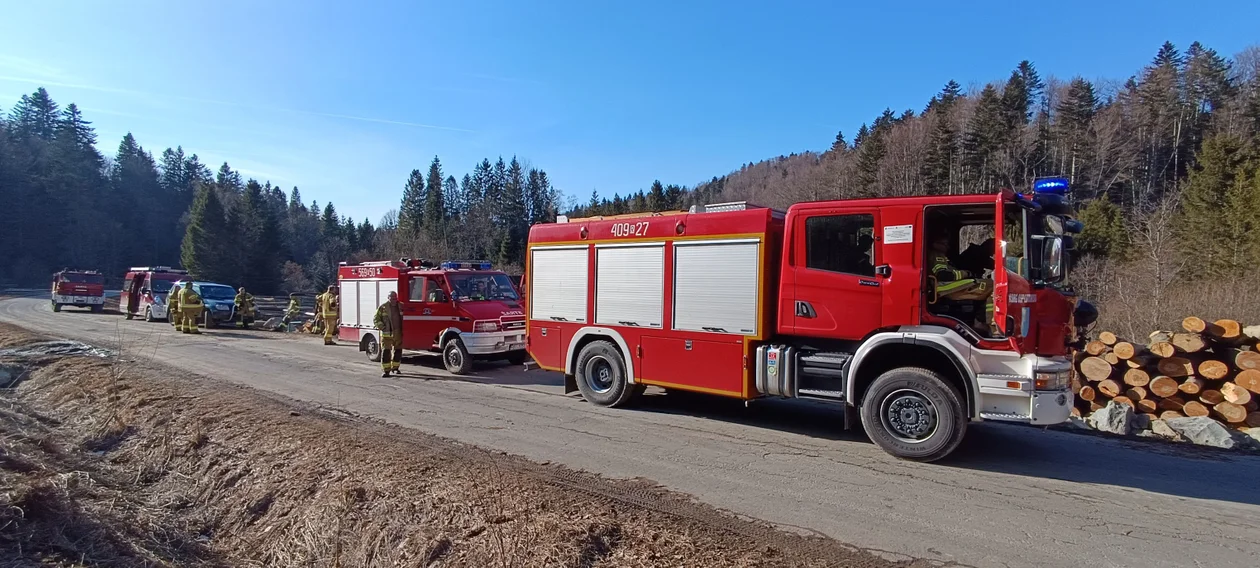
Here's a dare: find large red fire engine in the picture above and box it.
[525,180,1095,462]
[50,269,105,312]
[338,259,529,374]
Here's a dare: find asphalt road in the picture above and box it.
[3,295,1258,568]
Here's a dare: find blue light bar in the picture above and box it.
[1033,177,1070,195]
[441,260,493,270]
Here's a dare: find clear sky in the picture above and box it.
[2,0,1257,223]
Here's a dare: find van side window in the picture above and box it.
[804,214,876,277]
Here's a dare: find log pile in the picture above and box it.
[1072,318,1260,432]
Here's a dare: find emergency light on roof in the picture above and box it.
[128,266,187,274]
[1033,177,1071,195]
[441,260,493,271]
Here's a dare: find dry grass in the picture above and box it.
[0,323,906,568]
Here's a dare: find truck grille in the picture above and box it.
[502,320,526,331]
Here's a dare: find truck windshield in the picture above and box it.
[150,279,175,293]
[198,285,236,300]
[63,273,104,284]
[449,273,519,301]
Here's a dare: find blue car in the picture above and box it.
[170,280,239,328]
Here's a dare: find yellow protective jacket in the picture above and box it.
[181,289,203,309]
[234,292,255,315]
[284,298,301,317]
[930,253,975,295]
[168,288,182,311]
[317,292,338,318]
[373,302,402,335]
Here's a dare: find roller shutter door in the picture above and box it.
[673,240,760,335]
[530,247,589,322]
[595,244,664,328]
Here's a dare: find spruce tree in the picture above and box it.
[398,169,425,235]
[240,180,283,291]
[181,184,233,281]
[423,156,446,240]
[648,180,666,211]
[1178,133,1259,277]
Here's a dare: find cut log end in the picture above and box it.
[1123,368,1151,387]
[1148,341,1176,359]
[1099,331,1119,346]
[1233,349,1260,371]
[1197,360,1230,380]
[1179,377,1205,395]
[1111,396,1135,408]
[1150,376,1180,398]
[1103,352,1120,365]
[1113,342,1136,360]
[1221,382,1253,406]
[1209,319,1242,340]
[1080,357,1114,382]
[1078,385,1097,402]
[1236,369,1260,395]
[1125,386,1149,401]
[1097,379,1123,399]
[1159,357,1195,378]
[1246,411,1260,428]
[1171,333,1207,354]
[1182,400,1210,417]
[1213,401,1247,424]
[1136,399,1158,414]
[1199,390,1225,406]
[1182,316,1207,334]
[1084,340,1108,356]
[1160,410,1185,420]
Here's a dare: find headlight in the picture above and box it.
[1034,371,1070,391]
[474,320,501,333]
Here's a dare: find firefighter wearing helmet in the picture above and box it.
[316,285,339,345]
[274,293,301,331]
[234,287,255,329]
[179,281,204,334]
[167,283,182,327]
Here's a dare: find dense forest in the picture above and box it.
[0,88,561,292]
[573,41,1260,336]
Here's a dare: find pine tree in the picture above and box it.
[648,180,666,211]
[398,169,425,235]
[963,85,1007,193]
[424,156,445,240]
[831,131,848,152]
[501,157,528,262]
[1075,198,1128,259]
[443,175,459,222]
[239,180,283,291]
[1054,78,1099,184]
[322,203,341,238]
[1178,133,1260,277]
[922,81,964,193]
[181,184,233,281]
[8,87,59,139]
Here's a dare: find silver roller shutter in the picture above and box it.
[595,244,664,328]
[341,280,359,326]
[530,246,589,322]
[357,282,379,326]
[673,240,760,335]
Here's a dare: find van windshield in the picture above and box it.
[63,273,104,284]
[150,279,175,293]
[449,273,519,301]
[198,285,237,300]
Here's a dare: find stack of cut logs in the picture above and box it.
[1073,317,1260,431]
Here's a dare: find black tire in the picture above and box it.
[144,307,154,322]
[506,351,530,366]
[364,334,382,362]
[53,303,62,313]
[204,311,216,329]
[859,367,967,463]
[573,341,638,408]
[443,338,473,375]
[91,305,103,313]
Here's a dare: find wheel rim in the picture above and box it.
[446,345,463,368]
[879,389,938,444]
[367,338,379,358]
[583,355,615,394]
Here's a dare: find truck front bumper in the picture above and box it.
[52,294,104,306]
[979,389,1074,425]
[460,329,527,356]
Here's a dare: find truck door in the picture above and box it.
[790,209,884,340]
[402,275,459,350]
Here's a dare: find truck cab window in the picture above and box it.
[804,214,875,277]
[408,277,427,302]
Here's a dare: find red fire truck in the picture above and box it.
[50,269,106,312]
[120,266,188,322]
[525,180,1094,462]
[338,259,529,374]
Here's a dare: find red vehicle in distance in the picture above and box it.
[50,269,105,312]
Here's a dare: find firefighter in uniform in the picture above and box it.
[275,293,301,331]
[167,284,182,327]
[929,232,994,335]
[234,287,255,329]
[316,285,339,345]
[373,291,403,377]
[179,282,204,334]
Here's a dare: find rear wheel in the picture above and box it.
[52,303,62,313]
[364,334,381,362]
[859,367,967,463]
[204,311,216,329]
[574,341,639,408]
[443,338,473,375]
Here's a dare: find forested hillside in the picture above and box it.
[0,88,561,291]
[574,41,1260,336]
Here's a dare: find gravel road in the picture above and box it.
[3,295,1258,568]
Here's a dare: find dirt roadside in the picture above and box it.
[0,323,924,568]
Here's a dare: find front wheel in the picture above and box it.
[573,341,639,408]
[204,311,216,329]
[144,307,154,322]
[859,367,967,463]
[443,338,473,375]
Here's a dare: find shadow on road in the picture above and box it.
[391,355,566,388]
[635,390,867,443]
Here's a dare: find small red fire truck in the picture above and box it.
[120,266,188,322]
[50,269,106,312]
[338,259,529,374]
[525,180,1095,462]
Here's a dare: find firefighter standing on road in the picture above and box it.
[167,284,182,327]
[373,291,403,377]
[179,282,204,334]
[234,287,255,329]
[316,285,339,345]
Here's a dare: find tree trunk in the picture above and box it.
[1078,385,1097,402]
[1160,410,1185,420]
[1122,368,1151,387]
[1097,379,1123,398]
[1099,331,1119,346]
[1136,399,1158,414]
[1197,359,1230,380]
[1182,316,1207,334]
[1080,357,1114,382]
[1233,349,1260,372]
[1157,395,1185,411]
[1179,376,1205,395]
[1199,390,1225,406]
[1236,369,1260,395]
[1212,401,1247,424]
[1221,382,1253,406]
[1113,342,1137,360]
[1150,376,1180,398]
[1159,357,1195,378]
[1182,400,1210,417]
[1084,340,1108,356]
[1148,341,1176,359]
[1171,333,1206,354]
[1103,352,1120,365]
[1125,386,1149,401]
[1209,319,1242,342]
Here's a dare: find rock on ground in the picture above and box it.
[1150,419,1184,441]
[1163,417,1253,450]
[1088,402,1133,435]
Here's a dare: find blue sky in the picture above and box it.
[2,0,1257,223]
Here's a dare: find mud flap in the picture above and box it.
[843,403,856,430]
[565,374,577,395]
